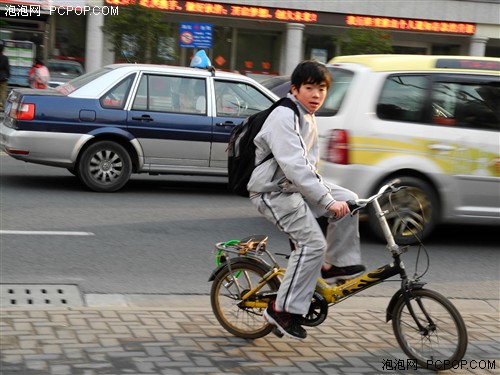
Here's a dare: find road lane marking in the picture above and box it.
[0,230,95,236]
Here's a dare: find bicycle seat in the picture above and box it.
[238,235,268,254]
[239,235,267,243]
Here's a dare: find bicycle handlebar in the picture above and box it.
[347,179,403,215]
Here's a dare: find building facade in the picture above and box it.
[1,0,499,78]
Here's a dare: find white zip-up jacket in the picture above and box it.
[247,94,335,209]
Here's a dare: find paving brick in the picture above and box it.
[50,364,71,375]
[0,299,498,375]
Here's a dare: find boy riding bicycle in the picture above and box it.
[247,60,365,339]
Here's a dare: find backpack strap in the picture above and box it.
[278,97,300,117]
[258,152,274,166]
[257,97,299,166]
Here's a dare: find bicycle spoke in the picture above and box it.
[392,289,467,370]
[211,262,279,339]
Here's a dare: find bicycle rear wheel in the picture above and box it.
[210,260,280,339]
[392,288,468,370]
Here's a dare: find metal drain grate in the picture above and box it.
[1,284,84,307]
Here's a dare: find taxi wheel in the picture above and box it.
[368,177,439,245]
[77,141,132,192]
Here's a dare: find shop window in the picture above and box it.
[211,27,232,70]
[234,31,279,75]
[393,46,428,55]
[377,75,428,122]
[53,14,86,60]
[431,44,462,56]
[485,46,500,58]
[305,35,335,64]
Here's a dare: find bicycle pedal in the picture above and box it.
[271,326,284,338]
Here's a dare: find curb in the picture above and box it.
[83,294,499,314]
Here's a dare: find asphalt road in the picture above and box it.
[1,154,499,301]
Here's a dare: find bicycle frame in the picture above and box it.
[235,255,404,309]
[215,180,419,310]
[210,180,468,369]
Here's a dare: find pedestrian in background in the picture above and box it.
[28,58,50,89]
[0,42,10,111]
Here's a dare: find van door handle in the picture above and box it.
[216,121,236,127]
[428,144,456,152]
[131,115,154,122]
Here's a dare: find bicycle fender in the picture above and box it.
[208,257,272,282]
[386,282,426,322]
[386,291,404,322]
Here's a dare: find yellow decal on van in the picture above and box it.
[350,136,500,177]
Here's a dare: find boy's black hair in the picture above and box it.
[291,60,331,90]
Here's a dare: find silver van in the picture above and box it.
[316,55,500,244]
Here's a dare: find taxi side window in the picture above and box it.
[132,74,174,112]
[131,75,206,114]
[432,81,500,131]
[101,74,136,109]
[376,75,428,123]
[214,80,273,117]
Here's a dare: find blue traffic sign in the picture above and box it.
[180,23,212,49]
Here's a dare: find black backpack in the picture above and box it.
[227,97,299,197]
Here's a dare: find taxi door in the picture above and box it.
[210,79,274,169]
[126,73,212,170]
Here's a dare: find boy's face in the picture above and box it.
[291,81,328,114]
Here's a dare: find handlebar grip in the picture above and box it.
[347,200,359,214]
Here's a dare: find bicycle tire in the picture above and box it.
[391,288,468,370]
[210,260,280,339]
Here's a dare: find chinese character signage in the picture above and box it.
[345,15,475,35]
[105,1,319,24]
[105,1,476,35]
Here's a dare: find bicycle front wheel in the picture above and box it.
[392,288,468,370]
[210,260,280,339]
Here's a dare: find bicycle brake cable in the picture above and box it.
[388,191,430,280]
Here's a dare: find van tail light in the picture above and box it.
[11,103,35,120]
[5,147,29,155]
[326,129,349,165]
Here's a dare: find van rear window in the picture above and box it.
[55,67,112,95]
[316,68,353,117]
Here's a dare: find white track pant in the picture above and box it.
[250,185,361,315]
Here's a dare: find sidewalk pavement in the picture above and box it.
[1,295,498,375]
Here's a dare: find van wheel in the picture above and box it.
[77,141,132,192]
[368,177,439,245]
